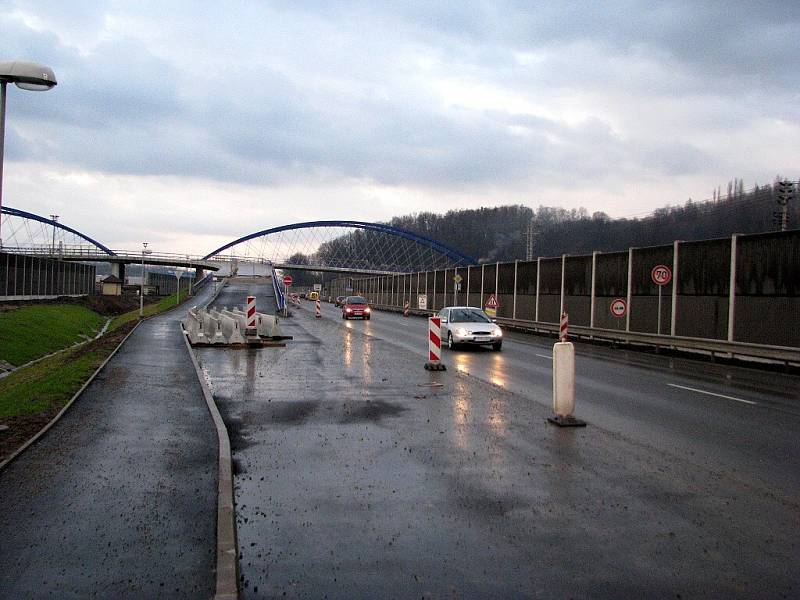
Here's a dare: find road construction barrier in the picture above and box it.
[403,300,410,317]
[224,308,249,336]
[184,308,206,345]
[218,312,246,345]
[547,341,586,427]
[246,295,257,334]
[315,299,321,318]
[424,316,446,371]
[201,312,226,345]
[560,312,568,342]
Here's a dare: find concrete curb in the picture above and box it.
[181,324,239,600]
[0,320,142,472]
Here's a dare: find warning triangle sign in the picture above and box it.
[485,294,498,309]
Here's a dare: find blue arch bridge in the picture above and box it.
[0,206,476,300]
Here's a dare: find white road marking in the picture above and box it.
[535,354,552,360]
[667,383,757,405]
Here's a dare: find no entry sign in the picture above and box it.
[283,275,293,286]
[651,265,672,286]
[610,298,627,317]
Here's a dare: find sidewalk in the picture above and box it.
[0,290,217,599]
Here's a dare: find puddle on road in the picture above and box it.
[339,399,406,424]
[267,400,320,424]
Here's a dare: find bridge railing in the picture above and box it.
[270,266,286,312]
[3,245,220,265]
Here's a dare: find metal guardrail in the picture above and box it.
[3,246,220,270]
[365,301,800,366]
[270,266,286,312]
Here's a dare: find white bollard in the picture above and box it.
[548,341,586,427]
[424,316,446,371]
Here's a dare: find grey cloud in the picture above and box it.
[2,1,795,194]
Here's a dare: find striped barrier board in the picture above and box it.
[424,316,446,371]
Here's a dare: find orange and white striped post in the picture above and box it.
[403,300,410,317]
[246,296,257,336]
[315,298,321,318]
[424,316,446,371]
[559,312,568,342]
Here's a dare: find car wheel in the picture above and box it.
[447,332,455,349]
[342,313,346,319]
[492,341,502,351]
[366,316,371,320]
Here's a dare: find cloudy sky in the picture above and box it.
[2,1,799,254]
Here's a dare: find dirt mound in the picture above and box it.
[0,294,144,316]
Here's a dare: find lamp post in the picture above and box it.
[186,254,193,297]
[140,242,151,318]
[0,61,57,248]
[50,214,58,253]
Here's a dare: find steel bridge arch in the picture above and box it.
[1,206,116,256]
[202,220,477,268]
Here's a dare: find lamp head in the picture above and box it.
[0,61,57,91]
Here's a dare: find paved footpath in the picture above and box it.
[0,290,217,600]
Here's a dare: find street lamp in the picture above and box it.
[50,214,58,253]
[140,242,152,318]
[0,61,57,248]
[186,254,193,297]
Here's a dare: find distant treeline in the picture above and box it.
[388,179,798,262]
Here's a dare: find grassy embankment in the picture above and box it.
[0,305,106,367]
[0,290,190,427]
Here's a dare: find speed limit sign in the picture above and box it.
[610,298,627,317]
[651,265,672,286]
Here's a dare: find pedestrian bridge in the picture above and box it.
[0,207,476,275]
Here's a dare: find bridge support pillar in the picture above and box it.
[111,262,126,283]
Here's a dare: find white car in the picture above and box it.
[437,306,503,351]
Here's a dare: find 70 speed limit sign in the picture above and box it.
[651,264,672,286]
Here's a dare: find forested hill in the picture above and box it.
[389,181,798,262]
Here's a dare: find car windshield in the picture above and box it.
[449,308,491,323]
[347,296,367,304]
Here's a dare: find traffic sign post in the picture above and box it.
[651,265,672,335]
[453,273,462,305]
[484,294,499,318]
[282,275,292,317]
[610,298,627,318]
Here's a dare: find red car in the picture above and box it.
[342,296,371,320]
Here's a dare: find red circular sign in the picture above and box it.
[651,264,672,286]
[610,298,627,317]
[282,275,293,286]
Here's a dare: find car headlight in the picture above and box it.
[456,328,468,336]
[364,307,371,313]
[494,327,502,337]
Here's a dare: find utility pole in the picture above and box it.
[50,214,58,253]
[775,180,794,232]
[524,218,536,261]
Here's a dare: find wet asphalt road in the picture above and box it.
[0,287,217,600]
[197,287,799,599]
[314,300,800,499]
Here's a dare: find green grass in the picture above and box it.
[0,305,105,366]
[0,290,195,422]
[0,342,110,419]
[109,289,193,331]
